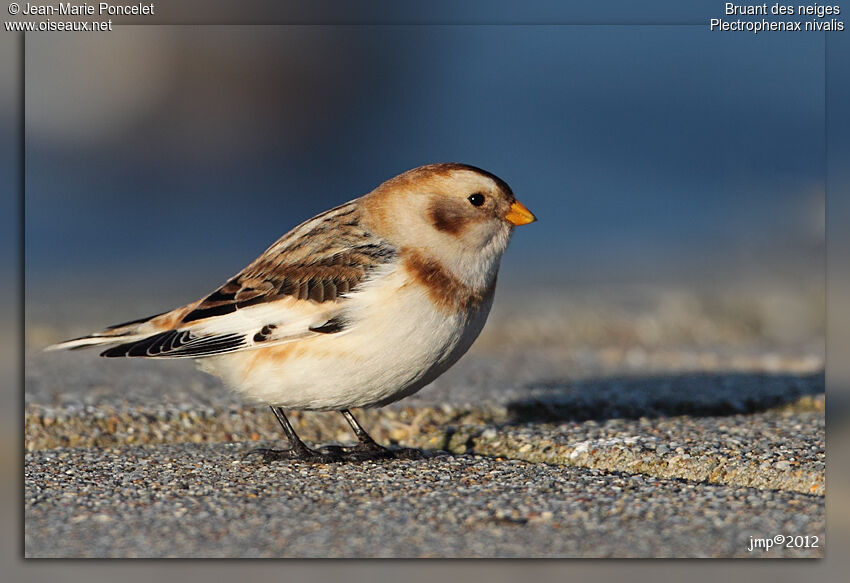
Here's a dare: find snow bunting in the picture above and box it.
[48,163,536,461]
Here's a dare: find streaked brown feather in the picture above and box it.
[182,202,396,323]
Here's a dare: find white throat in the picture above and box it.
[441,223,512,291]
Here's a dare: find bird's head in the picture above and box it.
[363,163,536,287]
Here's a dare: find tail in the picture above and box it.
[43,304,257,359]
[44,313,164,352]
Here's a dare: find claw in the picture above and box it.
[243,444,427,464]
[391,447,427,460]
[245,446,343,464]
[243,447,271,460]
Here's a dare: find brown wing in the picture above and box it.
[181,202,397,324]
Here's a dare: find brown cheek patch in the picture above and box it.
[403,250,492,313]
[428,201,471,235]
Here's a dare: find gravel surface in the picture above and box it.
[24,286,825,558]
[447,409,825,495]
[25,445,824,558]
[25,399,825,494]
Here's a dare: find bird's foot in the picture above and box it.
[387,446,427,460]
[243,445,343,464]
[244,443,426,463]
[336,441,427,462]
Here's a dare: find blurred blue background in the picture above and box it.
[24,25,824,308]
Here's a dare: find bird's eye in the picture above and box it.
[468,193,485,207]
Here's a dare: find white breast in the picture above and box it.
[198,266,494,410]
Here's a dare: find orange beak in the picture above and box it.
[504,199,537,226]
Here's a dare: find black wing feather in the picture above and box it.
[100,330,246,358]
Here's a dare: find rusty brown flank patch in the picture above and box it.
[402,249,493,313]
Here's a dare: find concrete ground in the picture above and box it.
[24,286,825,557]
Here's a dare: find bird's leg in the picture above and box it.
[338,409,425,460]
[340,409,387,453]
[245,406,341,463]
[269,406,319,458]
